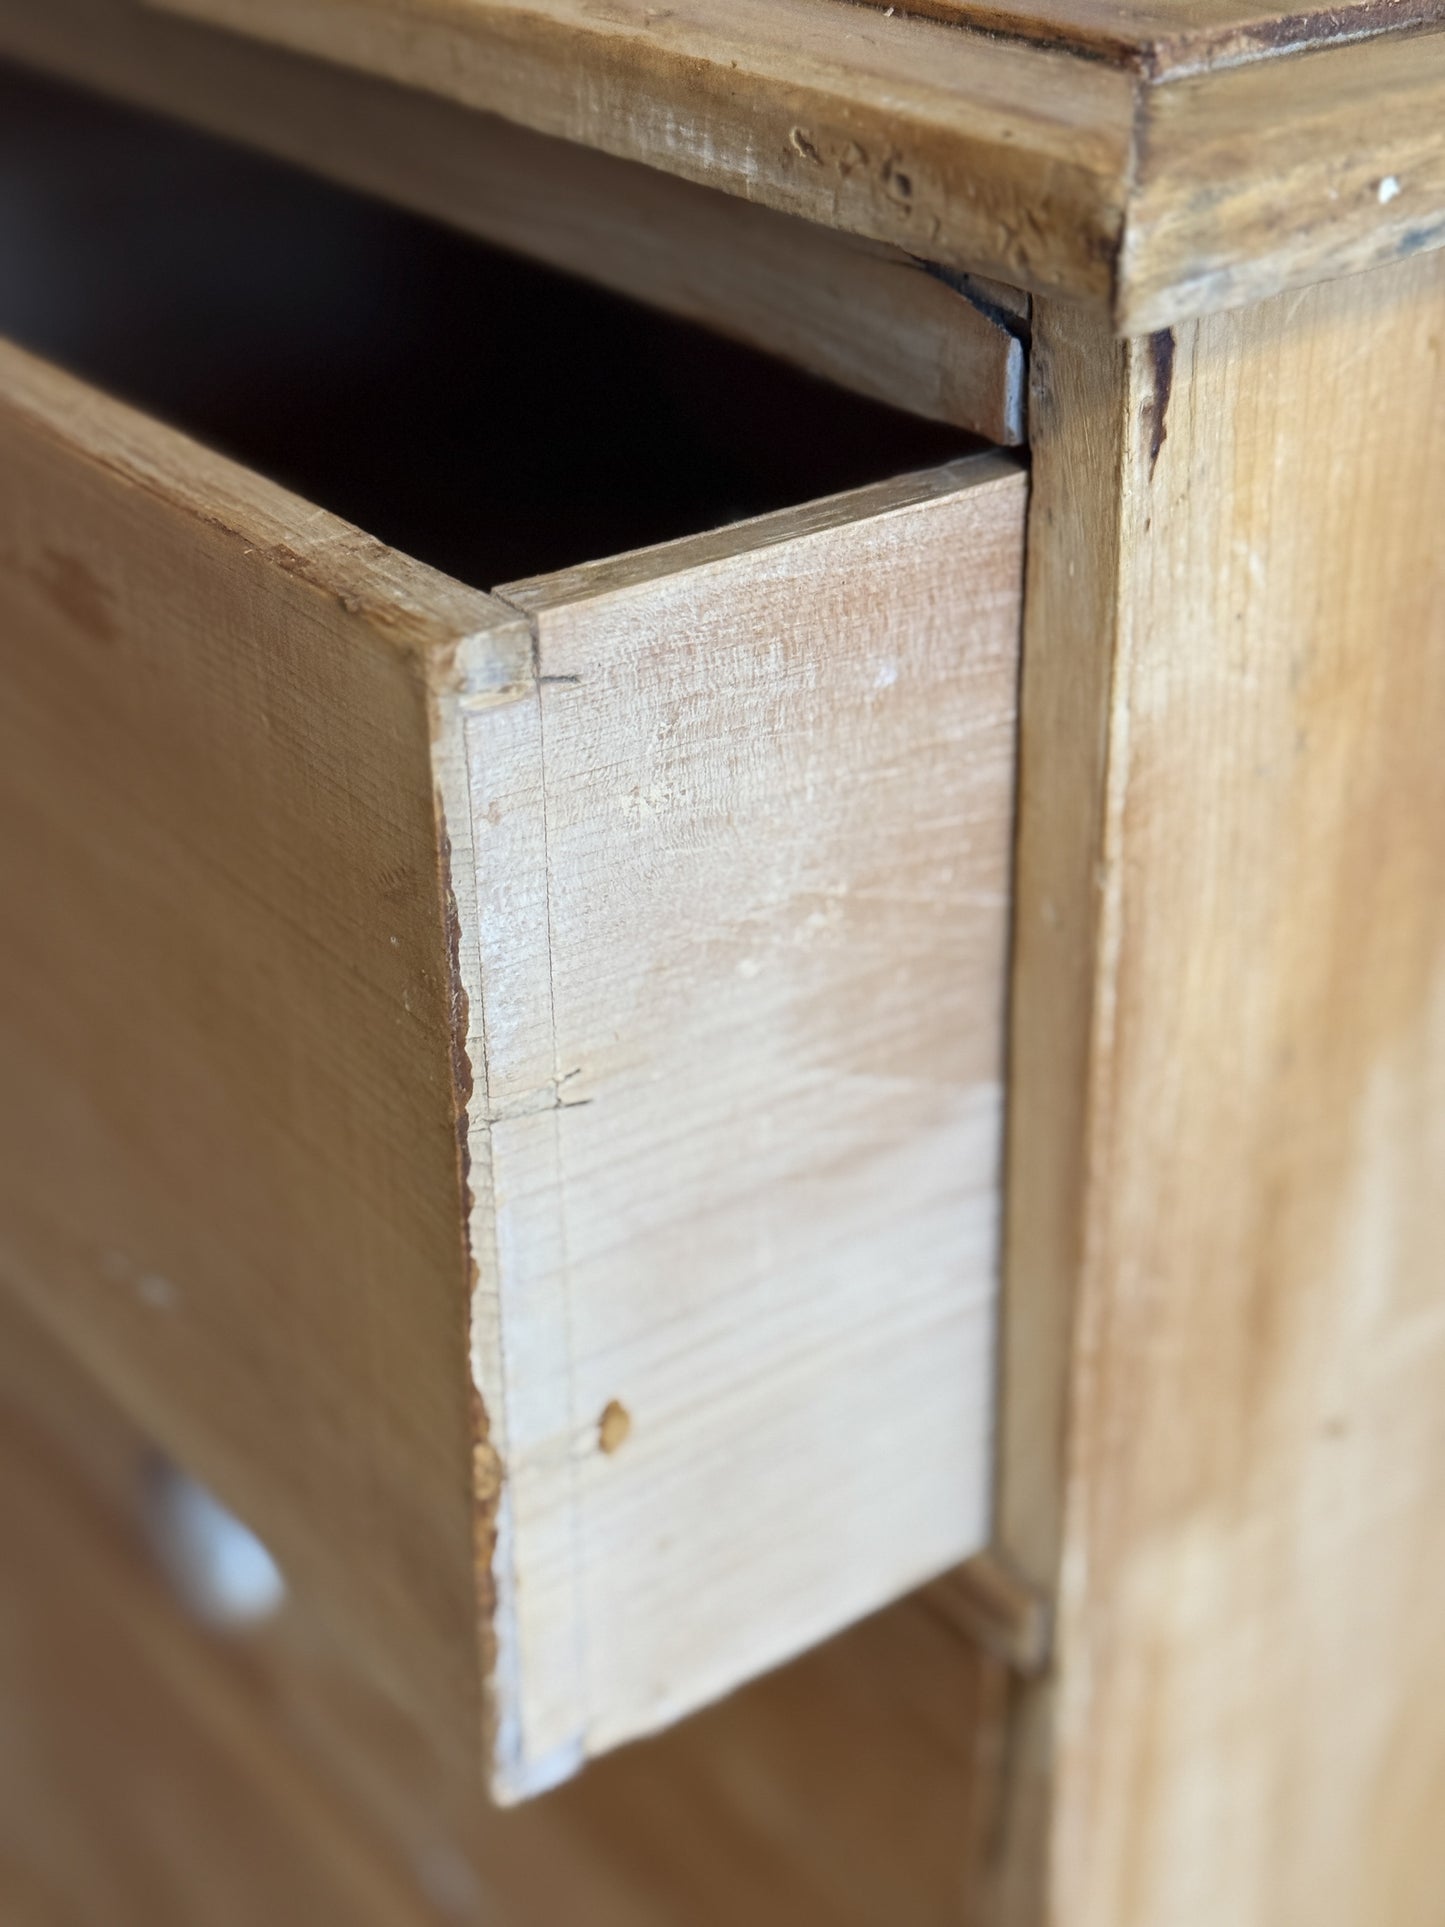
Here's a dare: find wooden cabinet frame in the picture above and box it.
[986,260,1445,1927]
[1,3,1443,1921]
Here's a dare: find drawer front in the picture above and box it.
[0,336,1024,1792]
[0,341,504,1777]
[0,1288,425,1927]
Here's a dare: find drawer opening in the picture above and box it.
[0,61,976,588]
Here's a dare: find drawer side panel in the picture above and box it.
[476,457,1026,1788]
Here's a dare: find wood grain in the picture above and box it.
[0,337,526,1792]
[0,1282,1004,1927]
[141,0,1135,304]
[996,248,1445,1927]
[860,0,1443,77]
[1119,28,1445,331]
[462,454,1026,1793]
[0,0,1025,442]
[135,0,1445,333]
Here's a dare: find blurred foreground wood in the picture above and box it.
[0,1287,1004,1926]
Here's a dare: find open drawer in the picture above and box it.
[0,69,1026,1796]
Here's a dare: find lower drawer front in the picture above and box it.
[0,95,1025,1794]
[0,1284,1001,1927]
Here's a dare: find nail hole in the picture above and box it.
[598,1399,632,1455]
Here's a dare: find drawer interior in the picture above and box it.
[0,62,973,585]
